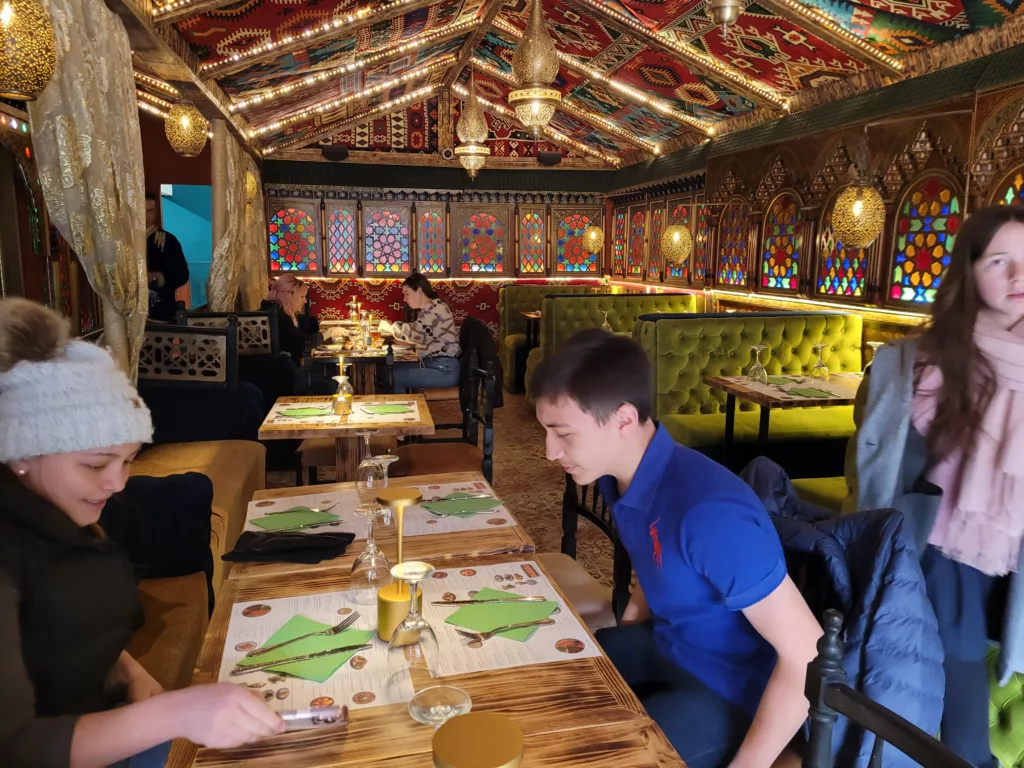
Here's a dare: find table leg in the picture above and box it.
[335,437,358,483]
[355,362,375,395]
[758,406,771,455]
[722,394,736,467]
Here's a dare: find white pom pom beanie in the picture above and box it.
[0,341,154,462]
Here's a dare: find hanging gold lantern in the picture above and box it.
[0,0,57,101]
[582,224,604,254]
[706,0,744,36]
[508,0,561,132]
[455,71,489,179]
[165,101,208,157]
[245,169,258,204]
[831,182,886,248]
[661,224,692,264]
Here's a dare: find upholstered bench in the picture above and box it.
[791,476,850,512]
[127,573,209,690]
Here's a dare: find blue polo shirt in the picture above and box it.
[598,424,786,715]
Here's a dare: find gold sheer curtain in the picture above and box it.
[240,156,269,311]
[28,0,147,379]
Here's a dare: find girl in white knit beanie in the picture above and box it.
[0,298,284,767]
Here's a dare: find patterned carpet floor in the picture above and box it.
[267,393,615,589]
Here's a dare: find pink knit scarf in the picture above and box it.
[913,310,1024,576]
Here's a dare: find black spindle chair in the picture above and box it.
[805,609,970,768]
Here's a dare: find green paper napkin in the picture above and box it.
[788,387,834,399]
[766,376,796,386]
[279,407,333,418]
[361,404,414,415]
[445,588,557,642]
[421,493,503,518]
[250,507,340,531]
[235,615,374,683]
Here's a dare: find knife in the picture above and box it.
[430,596,547,606]
[229,643,372,675]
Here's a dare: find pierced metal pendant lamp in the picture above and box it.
[582,224,604,254]
[507,0,561,133]
[831,132,885,248]
[661,224,692,264]
[0,0,57,101]
[165,101,208,157]
[455,71,489,179]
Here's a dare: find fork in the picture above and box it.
[454,618,555,642]
[245,612,361,657]
[263,502,339,516]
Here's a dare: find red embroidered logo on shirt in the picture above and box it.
[650,518,663,568]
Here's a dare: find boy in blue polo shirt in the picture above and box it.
[533,330,821,768]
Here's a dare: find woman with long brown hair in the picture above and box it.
[852,204,1024,768]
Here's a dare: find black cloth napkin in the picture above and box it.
[222,531,356,564]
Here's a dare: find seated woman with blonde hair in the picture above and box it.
[0,298,284,768]
[262,274,319,363]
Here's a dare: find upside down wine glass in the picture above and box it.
[600,309,612,332]
[372,452,401,526]
[810,344,831,383]
[386,561,439,698]
[354,430,386,504]
[747,344,768,386]
[350,503,392,605]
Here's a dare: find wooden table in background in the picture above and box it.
[521,310,542,351]
[166,554,684,768]
[704,372,862,463]
[229,472,536,582]
[311,345,419,394]
[258,395,434,482]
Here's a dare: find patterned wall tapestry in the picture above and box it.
[717,202,749,287]
[818,207,866,298]
[890,175,961,304]
[761,193,802,292]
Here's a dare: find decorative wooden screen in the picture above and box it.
[452,204,512,275]
[760,191,803,293]
[415,203,446,274]
[665,195,691,283]
[363,202,412,275]
[889,173,962,305]
[717,198,750,287]
[268,199,321,274]
[647,201,666,282]
[817,188,869,300]
[518,205,547,275]
[551,207,602,274]
[611,206,626,277]
[326,202,358,276]
[626,204,647,280]
[693,193,711,284]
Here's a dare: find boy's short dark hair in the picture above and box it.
[532,329,653,424]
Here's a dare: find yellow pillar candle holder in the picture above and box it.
[433,712,524,768]
[376,581,422,642]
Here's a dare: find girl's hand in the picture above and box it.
[127,668,164,703]
[167,684,286,749]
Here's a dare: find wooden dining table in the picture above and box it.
[229,472,537,582]
[165,552,684,768]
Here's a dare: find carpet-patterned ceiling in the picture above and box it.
[152,0,1024,165]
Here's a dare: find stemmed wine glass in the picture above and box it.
[747,344,768,386]
[372,452,401,525]
[810,343,831,382]
[350,503,391,605]
[386,561,439,698]
[600,309,612,332]
[409,685,472,729]
[355,430,386,504]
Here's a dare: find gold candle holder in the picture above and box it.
[375,486,423,581]
[433,712,524,768]
[376,581,421,642]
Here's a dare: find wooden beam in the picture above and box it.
[442,0,507,88]
[203,0,440,78]
[272,146,610,169]
[755,0,904,77]
[103,0,261,160]
[153,0,238,27]
[568,0,789,111]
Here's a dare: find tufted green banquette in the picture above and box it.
[524,293,698,408]
[498,284,598,393]
[634,312,863,450]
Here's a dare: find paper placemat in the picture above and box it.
[265,401,340,426]
[246,489,363,538]
[234,615,374,683]
[399,482,519,537]
[346,400,421,425]
[444,588,558,641]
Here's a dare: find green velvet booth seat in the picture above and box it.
[498,284,599,394]
[635,312,862,471]
[524,293,698,408]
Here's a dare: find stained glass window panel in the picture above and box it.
[891,177,961,304]
[327,208,357,274]
[694,205,711,283]
[648,205,665,281]
[761,194,802,292]
[627,209,646,277]
[460,212,505,273]
[612,210,626,276]
[364,208,410,273]
[556,213,598,273]
[667,202,689,281]
[717,203,748,287]
[519,211,546,274]
[818,208,867,298]
[269,207,318,272]
[417,210,446,274]
[1000,171,1024,206]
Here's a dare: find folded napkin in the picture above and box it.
[422,493,503,518]
[222,532,355,564]
[766,376,796,386]
[279,406,334,418]
[235,615,373,683]
[360,404,413,415]
[788,387,834,399]
[250,507,340,531]
[445,587,558,641]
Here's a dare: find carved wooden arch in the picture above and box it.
[988,164,1024,206]
[759,188,808,295]
[714,194,753,289]
[880,123,961,204]
[886,167,965,307]
[815,183,875,303]
[752,149,809,211]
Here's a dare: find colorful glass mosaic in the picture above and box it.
[460,212,505,273]
[269,207,318,272]
[648,205,665,281]
[818,208,867,298]
[556,213,598,274]
[717,203,749,287]
[761,194,802,292]
[1000,171,1024,206]
[613,210,626,276]
[417,210,446,274]
[628,209,646,277]
[327,208,357,274]
[694,205,712,283]
[519,211,546,274]
[891,177,961,304]
[667,202,689,281]
[364,209,410,274]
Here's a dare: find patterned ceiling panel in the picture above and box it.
[498,0,622,58]
[548,111,625,152]
[318,96,440,151]
[606,0,708,30]
[693,5,869,94]
[564,80,692,142]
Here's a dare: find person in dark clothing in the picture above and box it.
[261,274,318,363]
[0,298,284,768]
[145,192,189,323]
